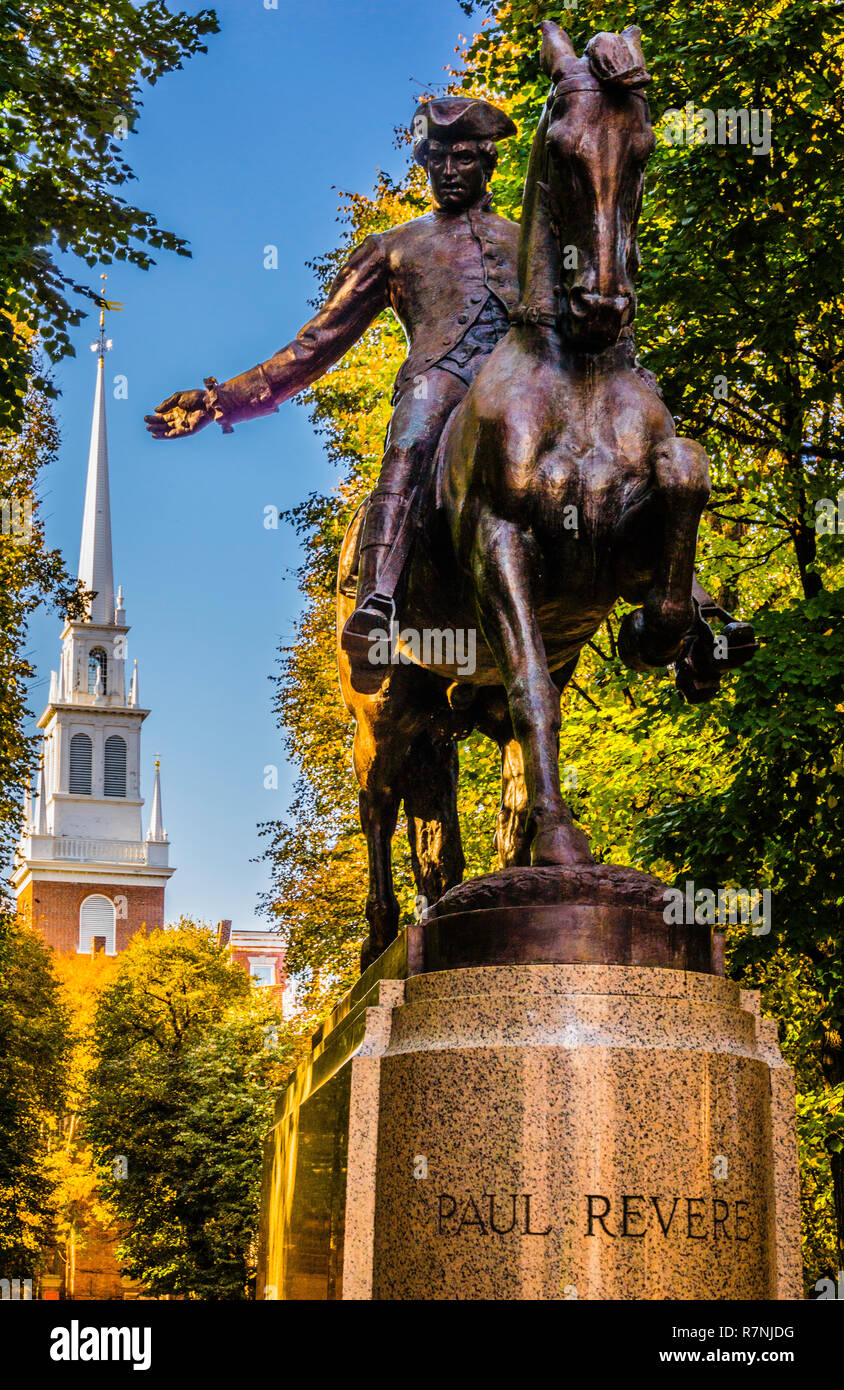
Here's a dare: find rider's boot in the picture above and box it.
[341,491,407,692]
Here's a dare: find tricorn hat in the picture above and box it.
[411,96,516,166]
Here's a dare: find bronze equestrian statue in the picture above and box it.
[147,22,754,970]
[145,94,521,689]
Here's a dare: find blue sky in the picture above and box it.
[27,0,470,932]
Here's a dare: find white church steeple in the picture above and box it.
[78,340,115,625]
[145,758,169,867]
[13,296,175,954]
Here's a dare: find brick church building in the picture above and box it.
[13,326,175,951]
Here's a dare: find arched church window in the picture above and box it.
[78,895,116,954]
[69,733,92,794]
[104,735,127,797]
[88,647,108,695]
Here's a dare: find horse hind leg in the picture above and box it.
[617,437,711,672]
[403,731,465,912]
[358,783,402,972]
[474,691,531,868]
[496,736,531,868]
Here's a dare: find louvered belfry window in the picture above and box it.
[88,647,108,695]
[78,895,116,954]
[104,734,127,797]
[69,733,92,794]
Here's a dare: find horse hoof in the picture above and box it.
[674,654,720,704]
[530,822,594,866]
[359,936,379,973]
[618,608,684,672]
[349,664,389,695]
[717,621,757,668]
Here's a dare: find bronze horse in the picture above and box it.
[338,23,730,969]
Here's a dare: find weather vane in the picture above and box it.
[90,272,123,361]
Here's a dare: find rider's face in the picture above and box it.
[427,142,489,211]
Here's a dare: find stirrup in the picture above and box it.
[341,592,395,657]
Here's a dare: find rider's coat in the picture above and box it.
[207,195,520,426]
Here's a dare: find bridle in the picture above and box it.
[552,76,649,100]
[510,78,650,334]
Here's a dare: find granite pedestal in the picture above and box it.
[257,905,802,1300]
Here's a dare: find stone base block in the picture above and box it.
[258,958,802,1300]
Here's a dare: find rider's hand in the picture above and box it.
[144,389,214,440]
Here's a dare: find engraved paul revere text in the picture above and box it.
[432,1191,757,1240]
[586,1195,755,1240]
[436,1193,551,1236]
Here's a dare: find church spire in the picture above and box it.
[79,280,116,625]
[12,289,175,958]
[33,757,47,836]
[147,758,167,843]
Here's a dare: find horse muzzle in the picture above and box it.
[567,288,632,348]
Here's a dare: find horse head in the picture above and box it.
[536,22,655,351]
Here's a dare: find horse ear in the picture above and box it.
[540,21,577,82]
[621,25,648,70]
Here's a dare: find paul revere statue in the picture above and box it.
[145,97,520,684]
[146,93,749,700]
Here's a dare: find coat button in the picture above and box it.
[470,295,482,303]
[457,313,468,324]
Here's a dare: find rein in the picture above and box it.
[552,77,648,99]
[509,304,559,329]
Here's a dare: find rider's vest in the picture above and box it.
[436,292,513,386]
[384,204,520,396]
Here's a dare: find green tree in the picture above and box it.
[85,921,289,1299]
[0,0,219,425]
[642,593,844,1284]
[0,913,71,1277]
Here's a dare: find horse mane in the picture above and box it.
[517,97,553,302]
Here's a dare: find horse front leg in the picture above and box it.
[618,437,711,671]
[472,515,592,867]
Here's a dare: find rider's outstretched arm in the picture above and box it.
[209,233,388,427]
[147,233,388,438]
